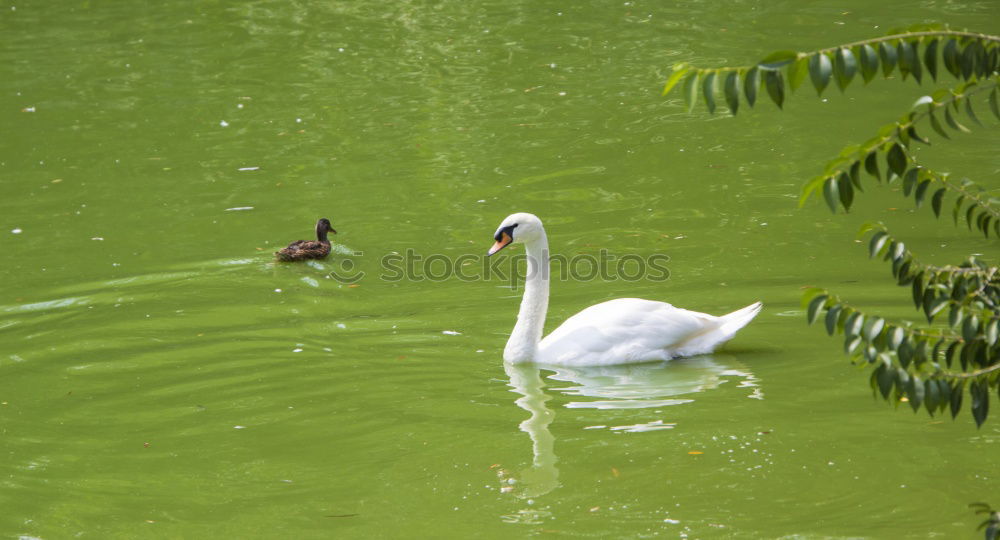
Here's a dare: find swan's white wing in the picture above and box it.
[537,298,721,366]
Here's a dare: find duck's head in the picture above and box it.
[316,218,337,235]
[488,212,544,256]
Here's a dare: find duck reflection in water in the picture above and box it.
[499,355,760,501]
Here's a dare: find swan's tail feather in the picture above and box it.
[670,301,762,357]
[718,301,763,337]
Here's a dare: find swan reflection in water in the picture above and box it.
[499,355,760,503]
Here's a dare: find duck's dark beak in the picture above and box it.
[330,228,338,234]
[487,231,512,256]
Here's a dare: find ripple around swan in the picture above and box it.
[543,355,759,410]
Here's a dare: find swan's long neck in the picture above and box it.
[504,232,549,363]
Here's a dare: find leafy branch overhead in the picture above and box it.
[665,25,999,427]
[663,26,1000,113]
[802,226,999,427]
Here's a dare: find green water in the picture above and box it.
[2,1,998,538]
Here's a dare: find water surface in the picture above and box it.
[1,1,997,538]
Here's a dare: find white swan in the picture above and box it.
[487,212,762,366]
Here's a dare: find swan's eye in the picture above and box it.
[494,224,518,242]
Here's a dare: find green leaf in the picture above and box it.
[922,38,938,81]
[724,71,740,115]
[887,143,907,177]
[878,41,898,77]
[889,326,906,350]
[930,187,945,217]
[849,160,863,190]
[898,339,914,368]
[895,367,910,393]
[856,221,877,239]
[682,71,699,112]
[764,69,784,109]
[945,341,961,367]
[759,50,798,69]
[858,44,879,83]
[924,379,940,415]
[963,96,982,126]
[896,261,912,285]
[833,48,858,90]
[942,38,960,78]
[989,88,1000,121]
[800,286,826,308]
[907,375,924,412]
[911,273,924,308]
[985,319,998,347]
[845,336,863,356]
[807,294,828,324]
[702,71,717,114]
[837,172,853,211]
[808,53,832,95]
[844,311,864,339]
[823,177,840,213]
[890,240,905,261]
[929,111,950,139]
[952,195,965,224]
[962,313,979,343]
[868,230,889,258]
[825,304,842,336]
[902,168,918,196]
[926,297,948,323]
[877,364,894,399]
[912,95,933,109]
[787,56,809,91]
[864,151,880,181]
[971,381,988,428]
[949,381,963,419]
[948,304,964,329]
[944,106,971,133]
[862,317,885,342]
[914,179,931,208]
[897,40,922,82]
[743,67,760,107]
[960,42,975,79]
[906,125,930,145]
[662,64,690,96]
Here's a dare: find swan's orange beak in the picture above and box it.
[487,231,512,256]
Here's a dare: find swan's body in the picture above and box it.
[276,218,336,262]
[488,213,761,366]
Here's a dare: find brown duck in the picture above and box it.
[275,218,337,262]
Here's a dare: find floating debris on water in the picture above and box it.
[225,206,254,211]
[237,167,259,171]
[442,330,461,335]
[219,120,229,127]
[11,228,22,234]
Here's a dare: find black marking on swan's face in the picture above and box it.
[494,224,517,242]
[488,223,518,256]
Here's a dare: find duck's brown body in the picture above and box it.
[276,218,336,262]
